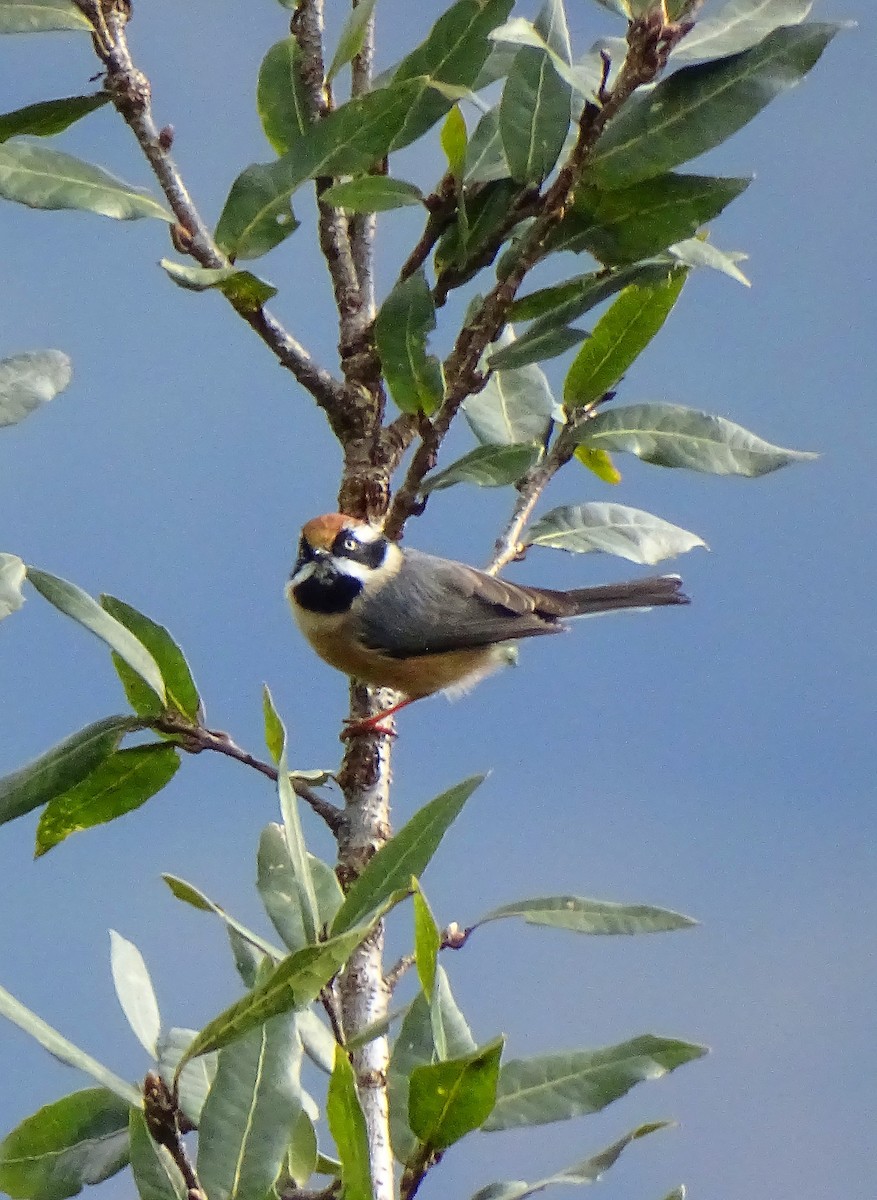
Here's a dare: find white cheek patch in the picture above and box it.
[333,557,372,583]
[290,562,316,587]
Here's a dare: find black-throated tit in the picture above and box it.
[287,513,688,734]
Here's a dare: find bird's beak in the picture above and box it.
[291,543,328,584]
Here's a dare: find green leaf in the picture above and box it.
[574,445,621,485]
[326,1046,372,1200]
[257,37,310,155]
[176,925,374,1069]
[0,983,140,1104]
[471,1121,670,1200]
[0,552,26,620]
[160,874,286,962]
[327,0,379,82]
[463,338,558,446]
[0,715,142,827]
[0,1089,130,1200]
[35,744,180,856]
[278,735,321,946]
[485,1035,707,1131]
[575,403,817,476]
[0,1,91,34]
[0,93,109,142]
[156,1028,217,1127]
[214,77,426,260]
[472,895,698,935]
[332,777,483,935]
[101,594,201,721]
[128,1109,186,1200]
[591,24,841,188]
[551,174,750,264]
[0,142,169,218]
[673,0,814,63]
[320,175,423,213]
[488,324,586,371]
[159,260,278,307]
[526,502,706,565]
[421,443,540,493]
[464,107,508,183]
[287,1108,319,1188]
[409,1037,504,1150]
[441,104,468,177]
[109,930,161,1057]
[197,1014,303,1200]
[27,568,167,703]
[0,349,72,427]
[499,5,571,185]
[563,271,687,408]
[257,823,344,953]
[226,926,267,989]
[509,263,669,324]
[390,0,515,152]
[262,685,285,764]
[413,887,441,1002]
[375,268,444,416]
[435,177,519,273]
[298,1007,337,1073]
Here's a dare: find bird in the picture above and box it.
[287,512,689,736]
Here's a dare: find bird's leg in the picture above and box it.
[340,696,416,740]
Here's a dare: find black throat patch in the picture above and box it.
[292,570,362,615]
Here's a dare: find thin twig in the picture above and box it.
[143,1072,202,1196]
[349,2,378,317]
[153,715,344,834]
[71,0,347,424]
[384,15,679,540]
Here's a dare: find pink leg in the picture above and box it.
[340,696,416,740]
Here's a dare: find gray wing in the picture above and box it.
[356,548,566,658]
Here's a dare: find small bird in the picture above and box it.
[287,513,689,735]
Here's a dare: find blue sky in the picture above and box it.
[0,2,874,1198]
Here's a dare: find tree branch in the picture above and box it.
[384,14,681,540]
[71,0,348,427]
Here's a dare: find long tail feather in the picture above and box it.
[565,575,689,616]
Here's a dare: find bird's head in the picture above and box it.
[289,514,399,614]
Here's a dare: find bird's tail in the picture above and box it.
[565,575,689,616]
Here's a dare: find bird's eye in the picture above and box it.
[342,534,359,554]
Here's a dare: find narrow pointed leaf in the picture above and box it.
[0,93,109,142]
[463,339,558,445]
[591,24,841,188]
[27,569,167,703]
[0,1089,130,1200]
[297,1007,337,1073]
[500,39,570,184]
[156,1028,217,1127]
[35,744,180,856]
[471,1121,670,1200]
[667,236,751,285]
[575,403,817,476]
[0,983,140,1104]
[464,107,509,183]
[0,553,26,619]
[332,776,483,934]
[197,1013,302,1200]
[575,445,621,484]
[0,349,71,427]
[473,895,697,935]
[421,443,540,493]
[109,931,161,1057]
[161,874,285,962]
[413,887,440,1001]
[441,105,468,177]
[563,271,687,408]
[278,735,321,945]
[0,715,143,827]
[257,823,344,952]
[326,1046,372,1200]
[409,1037,504,1150]
[509,263,669,324]
[257,37,310,154]
[101,595,201,721]
[176,925,373,1069]
[375,269,444,415]
[160,260,278,307]
[327,0,379,81]
[0,1,91,34]
[227,926,266,989]
[320,175,423,213]
[551,174,750,263]
[128,1109,186,1200]
[673,0,814,63]
[0,142,169,218]
[488,324,586,371]
[287,1109,319,1188]
[526,502,706,565]
[485,1035,707,1130]
[262,685,284,764]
